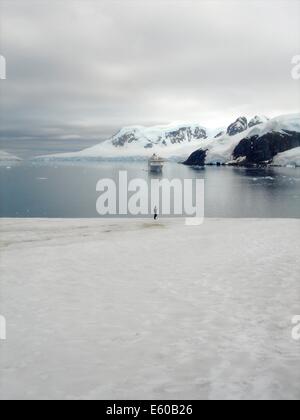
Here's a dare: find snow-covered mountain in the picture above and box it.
[111,123,207,148]
[183,113,300,167]
[226,116,248,136]
[38,122,212,161]
[36,113,300,166]
[226,115,269,136]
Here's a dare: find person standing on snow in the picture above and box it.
[154,206,158,220]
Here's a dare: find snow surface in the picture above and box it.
[36,114,300,164]
[245,113,300,138]
[0,218,299,400]
[0,151,21,162]
[272,147,300,167]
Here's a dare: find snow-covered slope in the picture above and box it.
[0,151,21,161]
[242,113,300,138]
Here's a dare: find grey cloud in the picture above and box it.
[0,0,299,142]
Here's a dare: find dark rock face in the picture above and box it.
[182,149,207,166]
[166,126,207,144]
[233,130,300,164]
[248,115,268,128]
[193,127,207,140]
[227,117,248,136]
[214,131,225,138]
[112,132,138,147]
[166,127,192,144]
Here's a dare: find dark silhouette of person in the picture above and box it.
[154,206,158,220]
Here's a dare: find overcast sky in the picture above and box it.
[0,0,300,142]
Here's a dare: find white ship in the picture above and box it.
[148,153,164,173]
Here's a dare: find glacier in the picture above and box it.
[272,147,300,167]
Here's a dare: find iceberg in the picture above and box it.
[0,150,21,162]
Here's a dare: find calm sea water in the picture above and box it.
[0,159,299,218]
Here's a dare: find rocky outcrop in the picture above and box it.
[214,131,225,138]
[166,126,207,144]
[193,126,207,140]
[182,149,207,166]
[112,131,138,147]
[233,130,300,165]
[248,115,269,128]
[227,117,248,136]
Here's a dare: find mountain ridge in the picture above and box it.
[36,113,300,167]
